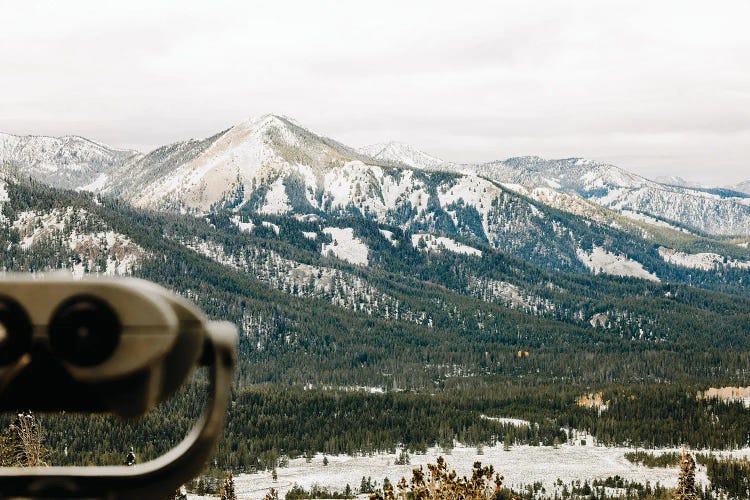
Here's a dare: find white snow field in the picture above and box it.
[230,216,255,233]
[658,247,750,271]
[411,233,482,257]
[261,221,280,235]
[185,439,750,500]
[359,141,444,170]
[576,246,659,282]
[260,178,292,215]
[378,229,398,246]
[322,227,369,266]
[480,415,531,427]
[620,210,691,233]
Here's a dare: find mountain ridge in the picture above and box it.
[2,114,750,238]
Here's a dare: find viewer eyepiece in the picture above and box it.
[0,276,237,499]
[49,295,121,367]
[0,295,32,366]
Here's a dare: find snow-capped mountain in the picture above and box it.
[101,116,590,271]
[358,141,445,170]
[652,175,705,188]
[1,124,750,373]
[0,132,139,190]
[3,115,750,241]
[461,156,750,236]
[108,114,378,211]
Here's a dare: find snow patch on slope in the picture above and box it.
[480,415,532,427]
[259,178,292,215]
[322,227,369,265]
[378,229,398,246]
[77,173,109,192]
[658,247,750,271]
[230,216,254,233]
[261,221,280,235]
[466,276,556,315]
[412,233,482,257]
[620,210,691,233]
[360,141,443,170]
[576,246,659,282]
[13,209,77,249]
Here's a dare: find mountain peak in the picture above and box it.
[359,141,443,170]
[653,175,706,188]
[249,113,292,128]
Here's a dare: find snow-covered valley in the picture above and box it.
[185,439,750,499]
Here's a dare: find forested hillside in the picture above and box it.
[2,177,750,473]
[3,179,750,388]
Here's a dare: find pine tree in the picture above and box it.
[674,449,697,500]
[370,456,504,500]
[503,432,512,452]
[221,472,237,500]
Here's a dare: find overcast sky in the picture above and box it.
[1,1,748,184]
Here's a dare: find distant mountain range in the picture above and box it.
[2,115,748,238]
[2,114,750,285]
[0,132,138,190]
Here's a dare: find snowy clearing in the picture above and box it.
[411,233,482,257]
[303,384,386,394]
[378,229,398,246]
[261,221,280,235]
[576,246,659,282]
[230,216,255,233]
[260,178,292,215]
[658,247,750,271]
[184,440,749,499]
[480,415,531,427]
[322,227,369,266]
[620,210,691,233]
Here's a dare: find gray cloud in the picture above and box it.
[0,0,748,184]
